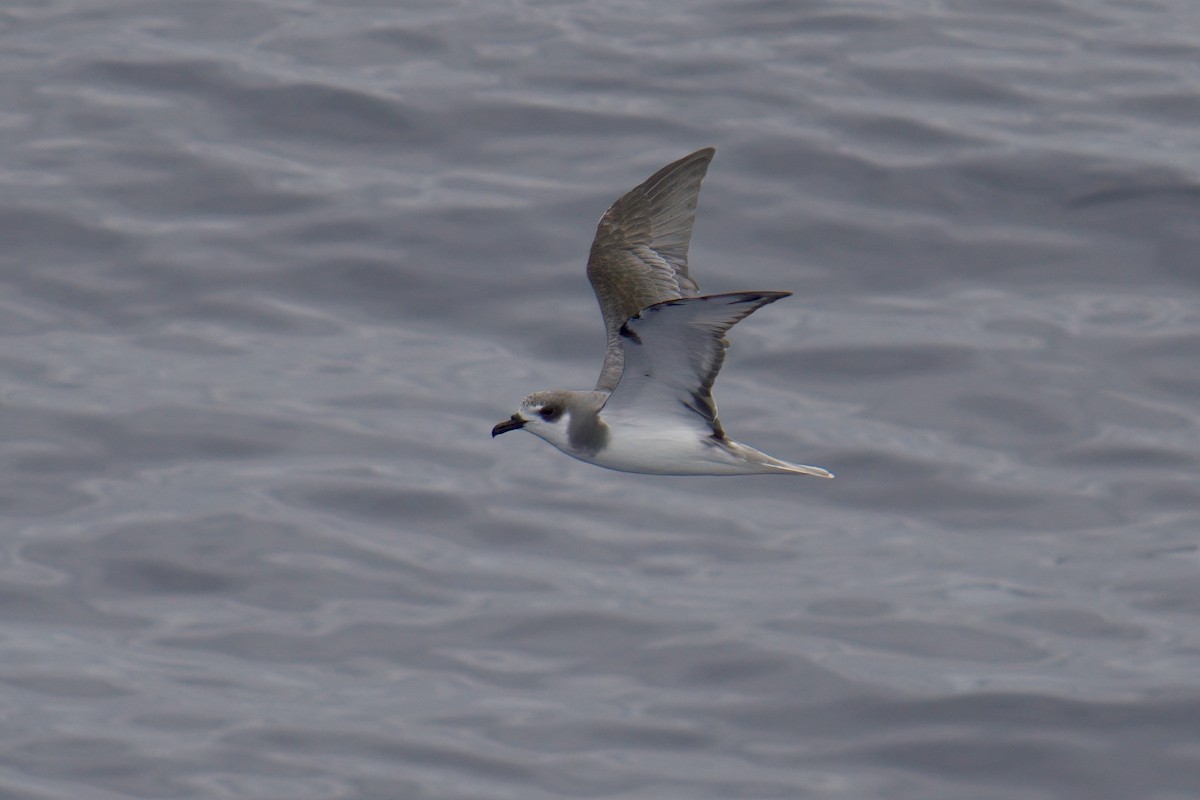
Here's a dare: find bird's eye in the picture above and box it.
[538,406,560,421]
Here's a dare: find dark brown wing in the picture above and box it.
[587,147,714,391]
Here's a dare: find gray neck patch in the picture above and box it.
[567,400,610,456]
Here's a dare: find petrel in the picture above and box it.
[492,148,832,478]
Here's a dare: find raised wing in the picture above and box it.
[601,292,791,436]
[587,148,715,391]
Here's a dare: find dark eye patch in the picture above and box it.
[538,406,562,421]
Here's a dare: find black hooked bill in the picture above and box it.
[491,414,526,437]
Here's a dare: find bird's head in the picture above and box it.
[492,390,573,449]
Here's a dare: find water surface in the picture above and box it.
[2,1,1199,798]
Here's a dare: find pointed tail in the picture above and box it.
[764,461,835,478]
[728,441,834,478]
[759,455,834,478]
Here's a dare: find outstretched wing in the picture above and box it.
[587,148,715,391]
[600,292,791,436]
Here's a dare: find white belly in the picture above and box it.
[574,416,754,476]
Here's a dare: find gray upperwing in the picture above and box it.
[586,147,715,391]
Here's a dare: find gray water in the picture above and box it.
[2,1,1199,798]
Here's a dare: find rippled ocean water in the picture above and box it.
[2,1,1199,797]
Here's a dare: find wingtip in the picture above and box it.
[749,290,792,305]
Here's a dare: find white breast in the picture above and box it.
[574,412,752,476]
